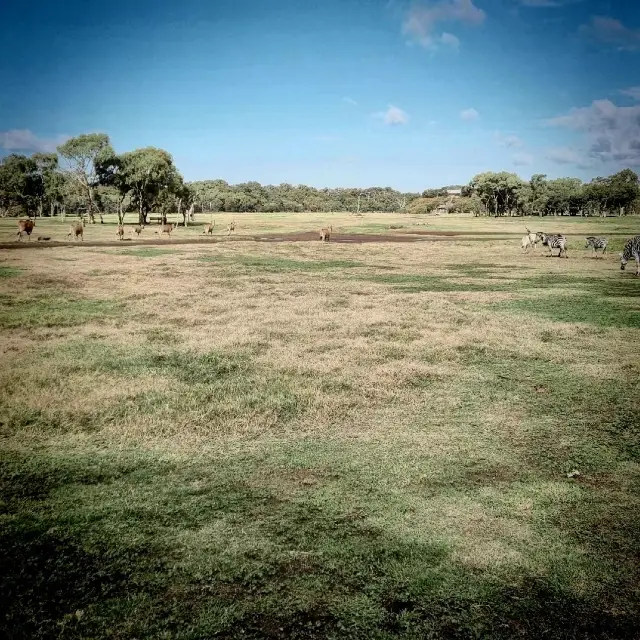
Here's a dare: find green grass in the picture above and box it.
[197,254,366,273]
[0,294,123,329]
[0,266,22,278]
[116,247,181,257]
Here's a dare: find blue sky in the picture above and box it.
[1,0,639,190]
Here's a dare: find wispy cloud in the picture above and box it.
[343,97,358,106]
[579,16,640,51]
[375,105,409,125]
[495,132,523,148]
[402,0,485,50]
[0,129,68,153]
[620,86,640,102]
[518,0,562,6]
[548,99,640,166]
[512,152,534,166]
[546,146,592,168]
[460,107,480,121]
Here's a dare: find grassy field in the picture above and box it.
[1,213,639,639]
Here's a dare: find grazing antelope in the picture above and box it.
[227,220,236,236]
[155,223,175,238]
[116,225,125,240]
[203,222,215,235]
[319,225,333,242]
[131,225,144,237]
[67,221,84,241]
[16,218,35,241]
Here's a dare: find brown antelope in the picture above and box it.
[227,220,236,236]
[131,225,144,237]
[16,218,35,241]
[67,221,84,241]
[155,223,175,238]
[203,221,215,235]
[116,225,125,240]
[319,225,333,242]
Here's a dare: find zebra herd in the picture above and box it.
[521,228,640,275]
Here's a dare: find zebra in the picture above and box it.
[585,236,608,257]
[620,235,640,276]
[537,233,568,258]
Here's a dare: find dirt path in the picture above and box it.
[0,230,511,250]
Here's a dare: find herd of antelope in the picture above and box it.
[10,216,640,274]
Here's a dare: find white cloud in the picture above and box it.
[512,152,534,166]
[579,16,640,51]
[460,107,479,121]
[343,97,358,106]
[375,105,409,125]
[548,99,640,166]
[402,0,485,50]
[440,32,460,48]
[546,146,590,166]
[620,86,640,102]
[0,129,68,153]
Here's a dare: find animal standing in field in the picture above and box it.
[16,218,35,241]
[227,221,236,236]
[67,221,84,241]
[537,233,568,258]
[116,225,125,240]
[585,236,608,257]
[522,228,539,252]
[131,225,144,237]
[620,235,640,276]
[155,223,175,238]
[203,222,215,235]
[320,225,333,242]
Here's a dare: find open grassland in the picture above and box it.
[1,214,639,639]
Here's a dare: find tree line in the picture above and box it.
[1,133,639,222]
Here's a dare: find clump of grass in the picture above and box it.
[117,248,180,257]
[0,294,123,329]
[499,294,640,329]
[197,255,366,273]
[0,266,22,278]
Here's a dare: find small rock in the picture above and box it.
[566,470,581,479]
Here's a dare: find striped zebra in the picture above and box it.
[620,235,640,276]
[585,236,608,257]
[537,232,568,258]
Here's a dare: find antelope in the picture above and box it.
[67,221,84,241]
[227,220,236,236]
[155,223,175,238]
[131,225,144,237]
[16,218,35,241]
[319,225,333,242]
[116,225,125,240]
[522,227,538,252]
[203,221,215,235]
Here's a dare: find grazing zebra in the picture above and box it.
[537,233,568,258]
[585,236,608,257]
[620,235,640,276]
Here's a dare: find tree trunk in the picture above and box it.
[139,198,145,226]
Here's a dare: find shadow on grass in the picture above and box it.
[2,450,639,639]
